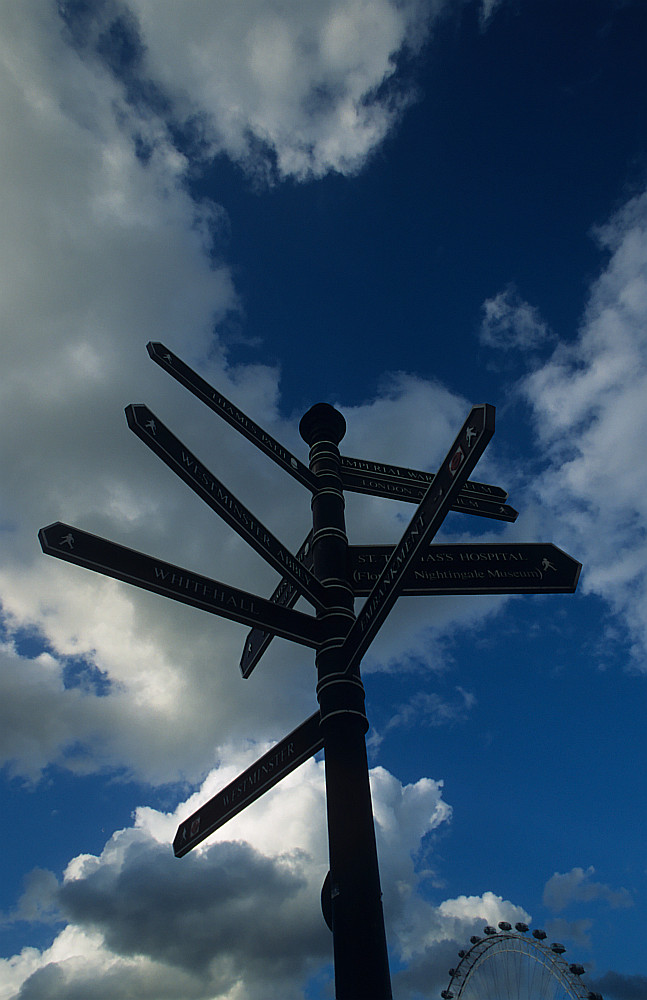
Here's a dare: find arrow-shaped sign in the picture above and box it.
[348,543,581,595]
[341,469,517,521]
[240,532,314,678]
[174,711,324,857]
[340,456,507,501]
[126,404,326,611]
[38,523,322,649]
[340,404,496,673]
[147,342,316,492]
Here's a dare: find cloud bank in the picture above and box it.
[1,757,527,1000]
[518,190,647,668]
[0,0,493,789]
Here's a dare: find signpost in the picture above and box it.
[39,343,582,1000]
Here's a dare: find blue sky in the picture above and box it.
[0,2,645,998]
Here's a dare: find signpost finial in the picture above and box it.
[299,403,346,447]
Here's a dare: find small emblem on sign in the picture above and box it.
[190,816,201,836]
[465,425,477,447]
[449,447,465,476]
[60,533,75,549]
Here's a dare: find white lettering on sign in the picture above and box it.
[220,741,296,808]
[342,458,433,482]
[412,568,487,581]
[356,512,427,633]
[210,390,298,469]
[457,550,525,562]
[348,475,422,499]
[153,566,258,614]
[178,449,314,591]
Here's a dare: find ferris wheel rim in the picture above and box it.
[441,926,603,1000]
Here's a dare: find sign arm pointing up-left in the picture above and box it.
[38,523,322,649]
[147,342,317,492]
[126,404,327,612]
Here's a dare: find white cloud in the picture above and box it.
[520,188,647,666]
[479,0,505,28]
[0,757,533,999]
[543,866,633,913]
[0,2,511,787]
[393,891,531,997]
[589,971,647,1000]
[480,284,554,352]
[368,686,477,752]
[125,0,441,182]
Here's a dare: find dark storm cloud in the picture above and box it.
[18,961,207,1000]
[589,971,647,1000]
[392,936,470,998]
[56,834,327,978]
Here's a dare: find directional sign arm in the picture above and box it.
[125,404,327,611]
[341,404,496,673]
[340,456,508,501]
[340,470,517,522]
[147,342,316,492]
[39,523,322,649]
[348,543,582,596]
[174,711,324,856]
[240,532,314,678]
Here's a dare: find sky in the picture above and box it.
[0,1,646,998]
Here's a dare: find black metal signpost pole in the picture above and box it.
[299,403,392,1000]
[39,343,582,1000]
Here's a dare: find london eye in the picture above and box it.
[440,922,603,1000]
